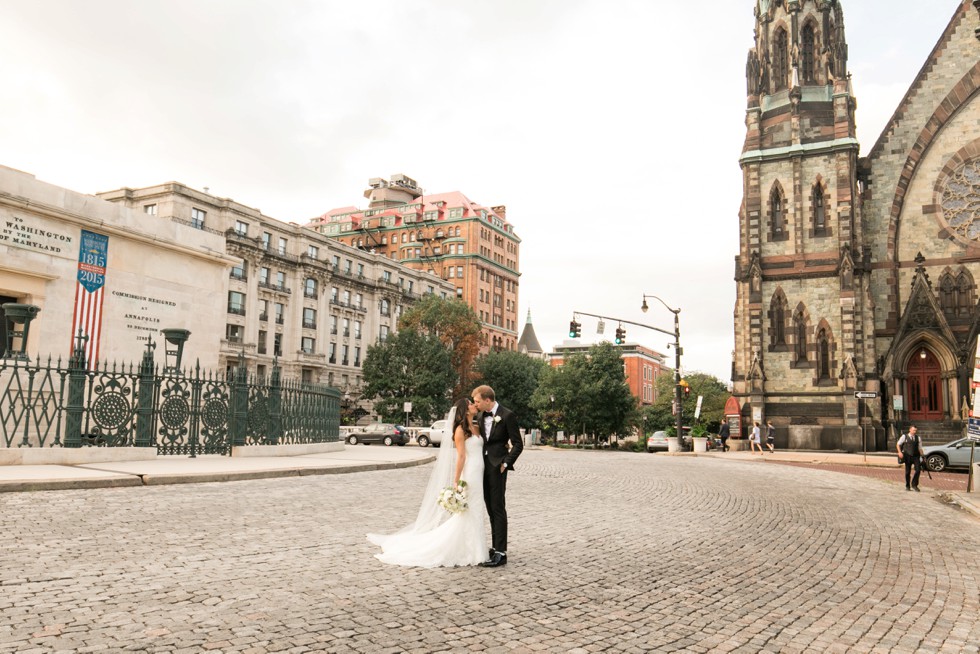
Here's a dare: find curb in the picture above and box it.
[0,454,436,493]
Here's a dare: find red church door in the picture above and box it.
[907,349,943,421]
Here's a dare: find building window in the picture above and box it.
[278,237,287,255]
[813,182,827,234]
[770,185,786,239]
[226,324,244,343]
[331,287,338,303]
[301,337,315,354]
[774,28,789,91]
[380,325,389,341]
[380,299,390,316]
[817,329,830,380]
[191,208,206,229]
[274,333,282,357]
[354,321,362,339]
[303,307,317,329]
[343,290,350,305]
[801,23,816,84]
[275,303,285,325]
[344,259,352,274]
[262,232,271,250]
[230,261,246,280]
[144,204,158,215]
[227,291,245,315]
[793,308,808,362]
[259,267,270,285]
[769,289,788,349]
[276,271,286,290]
[342,345,349,365]
[355,293,363,309]
[330,316,338,335]
[258,330,267,355]
[235,220,248,236]
[329,342,336,363]
[307,245,319,259]
[259,299,268,321]
[354,346,361,366]
[332,255,340,269]
[305,278,317,298]
[357,263,364,277]
[343,318,350,337]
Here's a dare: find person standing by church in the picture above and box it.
[719,420,730,452]
[896,425,925,492]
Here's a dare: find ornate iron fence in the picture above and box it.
[0,335,339,455]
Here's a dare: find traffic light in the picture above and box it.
[614,326,625,345]
[683,382,691,397]
[569,319,581,338]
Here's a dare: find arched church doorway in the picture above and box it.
[906,347,943,422]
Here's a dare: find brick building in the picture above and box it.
[306,175,520,354]
[733,1,980,449]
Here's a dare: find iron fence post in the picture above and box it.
[135,338,156,449]
[268,361,282,445]
[230,353,248,449]
[64,330,88,448]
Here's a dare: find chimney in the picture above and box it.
[491,205,506,221]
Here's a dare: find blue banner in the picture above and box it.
[77,230,108,293]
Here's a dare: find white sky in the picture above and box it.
[0,0,958,381]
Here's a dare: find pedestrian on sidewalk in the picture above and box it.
[765,419,776,454]
[750,421,763,454]
[719,420,730,452]
[896,425,925,491]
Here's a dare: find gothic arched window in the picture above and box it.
[817,328,831,379]
[774,28,789,91]
[801,24,816,83]
[769,290,788,349]
[794,310,808,362]
[956,271,975,316]
[940,272,956,315]
[813,182,826,233]
[770,185,786,238]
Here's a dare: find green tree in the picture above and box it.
[648,370,730,432]
[531,343,637,444]
[361,328,456,424]
[472,350,548,431]
[399,295,482,397]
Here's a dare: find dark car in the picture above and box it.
[347,423,409,446]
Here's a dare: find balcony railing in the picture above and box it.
[230,271,247,281]
[259,312,268,322]
[258,281,291,294]
[275,316,285,325]
[303,321,317,329]
[227,305,246,316]
[304,289,317,298]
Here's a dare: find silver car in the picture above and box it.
[416,420,448,447]
[923,437,980,472]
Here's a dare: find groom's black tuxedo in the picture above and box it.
[481,405,523,555]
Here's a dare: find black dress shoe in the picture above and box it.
[488,548,496,560]
[479,552,507,567]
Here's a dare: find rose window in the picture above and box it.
[940,159,980,241]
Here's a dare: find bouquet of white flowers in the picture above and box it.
[437,480,469,514]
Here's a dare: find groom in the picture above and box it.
[471,384,523,568]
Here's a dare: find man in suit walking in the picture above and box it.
[471,384,524,568]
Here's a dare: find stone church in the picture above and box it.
[733,0,980,449]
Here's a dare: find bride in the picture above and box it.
[367,397,487,567]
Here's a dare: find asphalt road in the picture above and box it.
[1,449,978,653]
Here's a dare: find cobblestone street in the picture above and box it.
[2,449,978,653]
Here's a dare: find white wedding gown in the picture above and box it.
[368,436,487,568]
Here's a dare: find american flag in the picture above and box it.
[70,230,109,369]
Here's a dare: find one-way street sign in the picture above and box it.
[854,391,878,399]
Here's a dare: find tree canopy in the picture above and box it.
[360,328,456,424]
[399,295,482,397]
[472,350,548,431]
[531,342,636,442]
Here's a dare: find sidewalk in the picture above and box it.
[0,446,436,492]
[698,448,980,520]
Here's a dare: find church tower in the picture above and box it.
[733,0,878,449]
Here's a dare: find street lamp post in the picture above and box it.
[642,294,683,452]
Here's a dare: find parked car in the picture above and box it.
[346,423,409,446]
[646,431,670,453]
[923,436,980,472]
[416,420,449,447]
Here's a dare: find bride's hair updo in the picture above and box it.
[451,397,472,435]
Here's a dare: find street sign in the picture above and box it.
[969,418,980,437]
[694,395,704,419]
[854,391,878,399]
